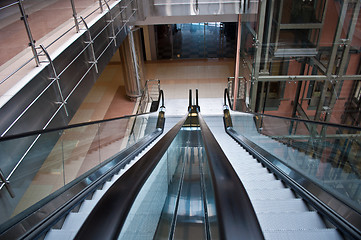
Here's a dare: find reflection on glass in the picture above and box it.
[119,127,219,239]
[0,112,158,226]
[231,112,361,213]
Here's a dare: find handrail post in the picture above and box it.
[103,0,117,46]
[98,0,103,12]
[80,16,99,73]
[188,89,192,110]
[18,0,40,66]
[196,88,200,112]
[70,0,80,32]
[39,45,69,117]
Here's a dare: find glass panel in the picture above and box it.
[278,29,319,48]
[231,112,361,213]
[119,127,219,239]
[156,23,236,60]
[0,111,158,226]
[281,0,325,24]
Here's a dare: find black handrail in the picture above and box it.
[223,88,361,132]
[0,111,156,142]
[158,89,165,109]
[224,88,232,109]
[188,89,192,110]
[75,115,188,240]
[198,113,264,240]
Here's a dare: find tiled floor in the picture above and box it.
[146,59,234,100]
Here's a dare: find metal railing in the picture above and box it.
[0,0,139,195]
[0,0,117,86]
[227,76,249,111]
[136,79,161,114]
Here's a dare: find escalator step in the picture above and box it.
[251,199,308,213]
[59,212,88,231]
[243,179,285,190]
[263,229,342,240]
[45,229,76,240]
[257,211,325,230]
[246,188,295,200]
[238,172,277,182]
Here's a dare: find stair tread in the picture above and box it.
[251,199,308,213]
[257,212,325,230]
[263,228,342,240]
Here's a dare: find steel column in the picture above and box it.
[314,0,349,121]
[250,0,267,112]
[324,0,361,123]
[263,0,275,72]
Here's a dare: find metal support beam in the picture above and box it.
[324,0,361,123]
[292,81,303,118]
[250,0,267,112]
[279,23,323,29]
[310,57,326,74]
[257,74,361,82]
[263,0,275,72]
[314,0,349,121]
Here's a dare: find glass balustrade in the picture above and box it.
[0,111,158,226]
[231,112,361,214]
[118,126,219,239]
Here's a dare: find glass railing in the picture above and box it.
[230,111,361,214]
[118,126,219,239]
[0,110,159,226]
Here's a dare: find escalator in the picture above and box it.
[1,90,361,239]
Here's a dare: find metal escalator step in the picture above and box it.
[78,199,97,213]
[238,172,277,182]
[243,179,285,190]
[102,181,113,191]
[91,189,107,202]
[232,164,265,173]
[232,167,269,175]
[60,212,88,231]
[251,199,308,213]
[257,212,325,230]
[111,173,121,182]
[226,154,257,162]
[44,229,76,240]
[263,228,342,240]
[246,188,295,200]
